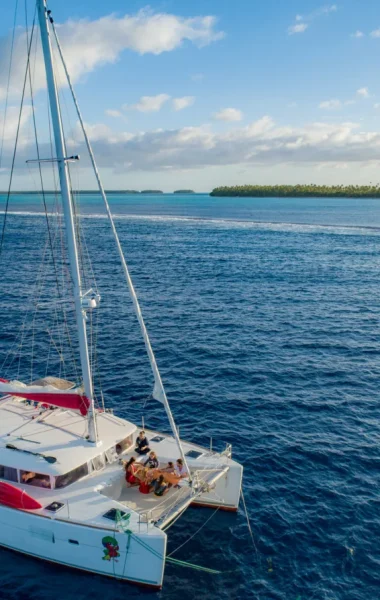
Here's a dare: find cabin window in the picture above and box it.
[105,448,117,464]
[20,470,51,489]
[0,465,18,483]
[115,435,133,455]
[92,454,105,472]
[55,463,89,489]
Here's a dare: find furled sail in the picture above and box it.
[0,379,90,415]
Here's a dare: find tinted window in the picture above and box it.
[0,465,18,482]
[115,435,133,455]
[20,470,51,488]
[92,455,105,471]
[55,463,89,489]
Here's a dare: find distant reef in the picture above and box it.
[141,189,163,194]
[81,189,140,194]
[210,184,380,198]
[2,190,142,195]
[173,189,195,194]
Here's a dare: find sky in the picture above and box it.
[1,0,380,191]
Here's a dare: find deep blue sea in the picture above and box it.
[1,192,380,600]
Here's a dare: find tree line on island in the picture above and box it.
[210,184,380,198]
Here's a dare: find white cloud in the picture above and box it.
[0,10,223,101]
[60,116,380,173]
[370,28,380,38]
[213,108,243,122]
[374,103,380,109]
[320,5,338,15]
[357,87,369,98]
[351,30,364,38]
[319,99,342,110]
[172,96,195,111]
[105,109,122,118]
[288,23,308,35]
[288,4,337,35]
[7,113,380,176]
[124,94,171,112]
[318,88,370,110]
[0,106,33,156]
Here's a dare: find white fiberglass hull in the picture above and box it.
[0,398,243,587]
[0,504,166,588]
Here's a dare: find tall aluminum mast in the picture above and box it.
[37,0,98,443]
[50,17,192,478]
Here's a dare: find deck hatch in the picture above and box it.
[45,501,64,512]
[103,508,128,522]
[150,436,165,443]
[185,450,204,459]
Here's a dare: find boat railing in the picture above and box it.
[141,465,230,531]
[144,426,233,458]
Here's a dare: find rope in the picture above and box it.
[167,505,220,557]
[166,557,221,574]
[0,9,36,260]
[0,0,19,171]
[127,530,221,575]
[25,4,79,383]
[240,486,260,563]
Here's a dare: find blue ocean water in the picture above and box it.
[1,193,380,600]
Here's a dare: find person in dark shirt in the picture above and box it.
[135,431,150,455]
[144,451,159,469]
[152,475,168,497]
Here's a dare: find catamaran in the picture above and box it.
[0,0,243,588]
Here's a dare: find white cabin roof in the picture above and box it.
[0,397,137,475]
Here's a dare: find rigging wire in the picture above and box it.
[0,0,19,171]
[50,13,192,477]
[167,505,221,557]
[0,8,36,261]
[49,28,102,399]
[24,1,79,384]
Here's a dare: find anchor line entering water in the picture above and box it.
[240,486,260,564]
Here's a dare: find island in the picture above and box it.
[140,189,163,194]
[210,184,380,198]
[173,189,195,194]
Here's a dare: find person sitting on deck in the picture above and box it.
[135,431,150,455]
[124,457,143,486]
[161,461,175,474]
[174,458,188,479]
[151,475,169,497]
[143,451,159,469]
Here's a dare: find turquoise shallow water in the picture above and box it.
[1,194,380,599]
[4,191,380,228]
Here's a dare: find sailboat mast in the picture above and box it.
[37,0,98,444]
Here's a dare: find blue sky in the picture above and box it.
[1,0,380,191]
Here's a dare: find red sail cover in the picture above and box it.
[0,482,42,510]
[0,379,90,416]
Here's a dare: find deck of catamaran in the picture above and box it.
[0,391,240,531]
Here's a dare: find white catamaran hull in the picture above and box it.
[0,505,166,588]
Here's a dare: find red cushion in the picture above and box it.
[139,482,150,494]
